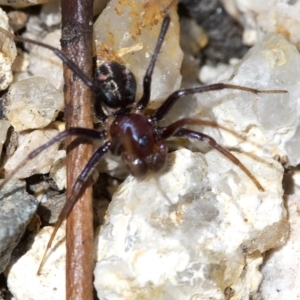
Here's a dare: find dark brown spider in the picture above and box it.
[0,14,286,274]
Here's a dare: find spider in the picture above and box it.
[0,13,286,274]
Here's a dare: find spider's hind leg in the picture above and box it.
[159,121,264,191]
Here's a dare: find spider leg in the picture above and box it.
[0,27,109,122]
[0,128,106,190]
[136,14,171,111]
[158,120,264,191]
[158,118,250,143]
[37,141,111,275]
[151,83,288,122]
[0,27,94,90]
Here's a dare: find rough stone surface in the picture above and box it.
[49,150,66,190]
[0,0,50,8]
[6,77,63,131]
[5,226,66,300]
[28,30,63,91]
[0,120,10,155]
[0,8,17,90]
[94,149,287,300]
[0,179,38,273]
[40,0,61,27]
[4,129,59,178]
[222,0,300,48]
[259,194,300,299]
[180,0,248,65]
[5,195,109,300]
[7,10,28,32]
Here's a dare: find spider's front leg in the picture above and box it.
[158,119,264,191]
[37,141,111,274]
[0,128,106,190]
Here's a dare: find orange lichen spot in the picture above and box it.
[113,0,176,41]
[95,43,120,64]
[108,31,115,48]
[95,42,143,66]
[115,6,123,15]
[276,25,291,39]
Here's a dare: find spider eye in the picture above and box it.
[94,61,137,113]
[137,136,149,147]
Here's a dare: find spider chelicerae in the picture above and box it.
[0,13,286,273]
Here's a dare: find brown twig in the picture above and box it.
[60,0,94,299]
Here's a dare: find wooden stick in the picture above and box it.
[60,0,94,299]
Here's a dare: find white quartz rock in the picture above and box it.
[0,8,17,90]
[188,33,300,166]
[49,150,66,190]
[221,0,300,47]
[0,0,50,8]
[94,149,287,300]
[0,120,10,155]
[28,30,64,91]
[4,129,59,178]
[7,77,64,131]
[259,194,300,299]
[5,226,65,300]
[93,0,183,109]
[7,10,28,32]
[40,0,61,27]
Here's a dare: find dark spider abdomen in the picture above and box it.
[93,61,137,116]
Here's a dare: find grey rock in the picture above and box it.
[0,179,38,273]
